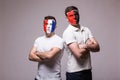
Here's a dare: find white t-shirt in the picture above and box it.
[34,34,64,80]
[63,24,93,73]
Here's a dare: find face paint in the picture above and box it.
[67,10,79,25]
[43,19,55,34]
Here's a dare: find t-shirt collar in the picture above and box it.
[69,24,84,32]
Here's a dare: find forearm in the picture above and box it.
[29,57,42,62]
[68,42,89,59]
[79,43,89,54]
[36,47,61,60]
[72,47,89,58]
[86,44,100,52]
[29,52,43,62]
[36,51,50,60]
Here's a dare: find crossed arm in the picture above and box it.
[85,37,100,52]
[29,46,61,62]
[68,37,100,59]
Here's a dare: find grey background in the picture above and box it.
[0,0,120,80]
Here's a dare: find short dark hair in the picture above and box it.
[65,6,79,16]
[44,16,57,26]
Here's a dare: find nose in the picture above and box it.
[73,15,75,19]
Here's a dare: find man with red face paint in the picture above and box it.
[29,16,64,80]
[63,6,100,80]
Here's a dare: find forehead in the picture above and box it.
[48,19,53,23]
[67,10,78,15]
[44,19,54,23]
[67,10,74,15]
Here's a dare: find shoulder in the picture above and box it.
[81,26,92,32]
[35,36,45,42]
[64,25,73,32]
[54,35,64,42]
[63,25,73,36]
[52,35,64,49]
[82,25,90,30]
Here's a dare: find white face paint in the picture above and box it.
[46,20,53,33]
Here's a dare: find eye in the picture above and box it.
[71,15,74,17]
[44,22,48,25]
[67,14,73,17]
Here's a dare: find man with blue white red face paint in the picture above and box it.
[29,16,64,80]
[63,6,100,80]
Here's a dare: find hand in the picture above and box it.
[86,39,93,45]
[35,51,46,60]
[35,51,42,57]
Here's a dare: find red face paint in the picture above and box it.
[43,19,48,32]
[67,10,79,25]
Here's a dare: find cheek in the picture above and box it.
[68,16,75,21]
[75,14,79,21]
[43,24,47,32]
[46,25,52,33]
[43,20,48,32]
[67,16,76,24]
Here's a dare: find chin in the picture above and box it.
[71,22,78,26]
[71,23,78,26]
[46,33,51,37]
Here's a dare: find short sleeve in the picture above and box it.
[56,40,64,49]
[34,38,39,48]
[63,30,76,45]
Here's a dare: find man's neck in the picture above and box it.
[72,24,80,29]
[45,32,55,38]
